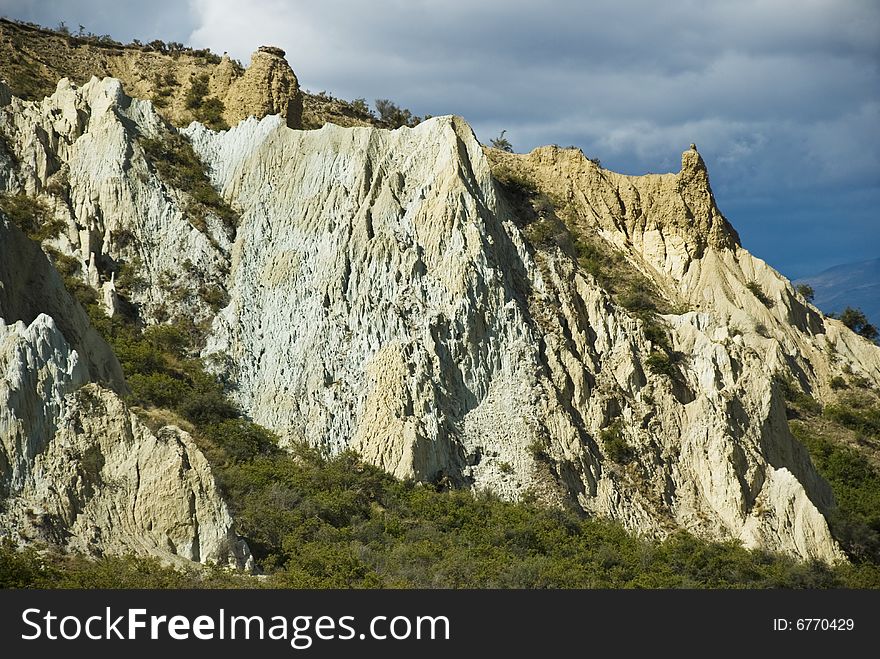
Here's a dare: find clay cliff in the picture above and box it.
[1,28,879,568]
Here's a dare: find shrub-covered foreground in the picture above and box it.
[213,445,880,588]
[5,443,880,589]
[783,377,880,567]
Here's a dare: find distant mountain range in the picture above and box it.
[795,257,880,324]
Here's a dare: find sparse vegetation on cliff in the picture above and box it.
[746,281,773,307]
[139,130,238,236]
[796,283,815,302]
[0,193,65,242]
[489,152,678,325]
[833,307,878,342]
[601,420,634,464]
[490,130,514,152]
[185,73,228,131]
[374,98,423,129]
[0,18,224,102]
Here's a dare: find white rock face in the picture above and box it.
[0,77,231,326]
[0,128,248,566]
[0,314,249,568]
[4,77,879,563]
[185,113,875,562]
[0,314,86,494]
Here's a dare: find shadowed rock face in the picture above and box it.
[2,75,880,563]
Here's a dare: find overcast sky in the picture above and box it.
[3,0,878,278]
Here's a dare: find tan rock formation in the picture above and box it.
[0,19,302,129]
[224,47,303,129]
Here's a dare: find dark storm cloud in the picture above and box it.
[185,0,878,276]
[2,1,877,277]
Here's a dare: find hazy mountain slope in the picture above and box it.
[796,258,880,324]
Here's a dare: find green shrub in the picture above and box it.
[746,281,772,307]
[796,283,815,303]
[205,419,279,463]
[824,400,880,439]
[116,256,148,293]
[44,248,81,278]
[572,237,602,277]
[490,130,513,152]
[619,284,657,317]
[143,323,190,358]
[642,318,671,352]
[792,421,880,563]
[64,275,99,307]
[70,283,236,426]
[527,439,550,462]
[646,351,676,378]
[197,97,228,131]
[185,73,209,109]
[198,284,227,310]
[179,389,238,426]
[830,376,848,390]
[128,372,191,409]
[0,193,65,241]
[183,73,229,130]
[527,217,563,247]
[601,421,633,464]
[836,307,878,342]
[150,71,178,109]
[374,98,421,128]
[777,376,822,416]
[493,165,538,196]
[0,539,53,588]
[350,98,371,116]
[0,538,248,588]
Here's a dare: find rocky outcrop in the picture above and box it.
[184,113,877,562]
[0,76,231,327]
[0,19,302,129]
[0,100,248,566]
[0,313,249,568]
[488,144,880,400]
[224,47,302,129]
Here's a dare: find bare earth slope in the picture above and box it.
[0,18,302,130]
